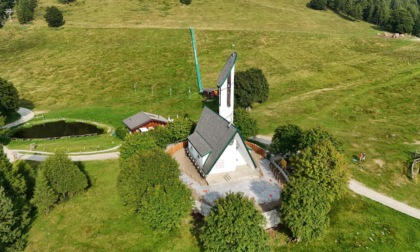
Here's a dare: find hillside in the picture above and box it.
[0,0,419,250]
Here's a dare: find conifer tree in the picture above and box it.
[31,170,58,215]
[0,186,18,248]
[42,152,88,200]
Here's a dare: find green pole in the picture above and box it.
[190,27,203,93]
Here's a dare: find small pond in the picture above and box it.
[12,121,105,139]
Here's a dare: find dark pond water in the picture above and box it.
[12,121,105,139]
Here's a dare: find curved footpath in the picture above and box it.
[3,145,120,162]
[252,135,420,220]
[1,107,34,129]
[349,179,420,219]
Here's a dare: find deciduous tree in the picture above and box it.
[270,124,303,155]
[234,68,269,108]
[291,140,348,202]
[200,192,270,252]
[298,127,343,153]
[281,177,331,242]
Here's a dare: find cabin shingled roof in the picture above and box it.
[187,107,237,174]
[122,112,168,131]
[217,52,237,88]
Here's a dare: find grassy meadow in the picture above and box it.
[25,160,200,252]
[0,0,419,250]
[25,160,420,251]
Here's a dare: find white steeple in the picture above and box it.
[217,52,237,123]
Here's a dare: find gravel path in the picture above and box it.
[3,145,119,162]
[1,107,34,129]
[349,179,420,219]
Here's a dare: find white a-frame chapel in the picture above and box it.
[186,52,258,184]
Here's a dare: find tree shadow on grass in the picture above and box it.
[190,212,205,252]
[74,161,93,188]
[371,25,385,32]
[202,97,218,112]
[19,99,35,110]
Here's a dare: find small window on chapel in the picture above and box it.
[227,74,231,107]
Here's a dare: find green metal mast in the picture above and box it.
[189,27,203,93]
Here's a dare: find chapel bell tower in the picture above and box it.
[217,52,237,123]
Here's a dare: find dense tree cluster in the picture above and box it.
[233,108,259,139]
[200,192,270,251]
[16,0,37,24]
[117,149,192,231]
[119,118,195,157]
[234,68,269,109]
[272,124,348,241]
[0,77,20,116]
[0,150,35,251]
[281,140,347,241]
[44,6,65,27]
[310,0,420,36]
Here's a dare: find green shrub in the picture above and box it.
[119,133,158,161]
[0,77,19,115]
[115,126,128,140]
[44,6,65,27]
[180,0,192,5]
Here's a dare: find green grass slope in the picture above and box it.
[25,160,420,251]
[2,0,418,206]
[0,1,419,248]
[25,160,199,252]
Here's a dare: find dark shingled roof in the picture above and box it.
[188,132,212,156]
[122,112,168,131]
[217,52,237,88]
[187,107,237,175]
